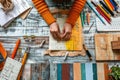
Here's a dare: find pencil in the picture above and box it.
[110,0,118,11]
[99,0,114,16]
[91,1,111,24]
[11,39,21,59]
[98,5,111,19]
[17,47,30,80]
[86,1,106,25]
[96,7,111,24]
[104,0,114,11]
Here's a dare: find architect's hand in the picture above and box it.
[61,23,72,41]
[50,22,61,41]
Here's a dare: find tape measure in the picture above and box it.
[0,42,7,70]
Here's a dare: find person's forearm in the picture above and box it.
[66,0,86,27]
[32,0,56,25]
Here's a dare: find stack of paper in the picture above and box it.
[0,0,32,28]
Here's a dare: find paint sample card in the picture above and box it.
[0,57,22,80]
[49,16,83,50]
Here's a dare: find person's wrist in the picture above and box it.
[49,22,57,27]
[65,22,73,28]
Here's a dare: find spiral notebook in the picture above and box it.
[96,17,120,31]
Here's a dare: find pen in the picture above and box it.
[83,44,92,61]
[17,47,30,80]
[99,0,115,16]
[80,12,84,27]
[86,1,106,25]
[11,39,21,59]
[91,1,111,24]
[87,22,94,33]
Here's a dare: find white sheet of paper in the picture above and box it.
[0,57,22,80]
[96,17,120,31]
[0,0,31,27]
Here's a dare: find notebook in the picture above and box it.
[0,57,22,80]
[96,17,120,31]
[0,0,31,28]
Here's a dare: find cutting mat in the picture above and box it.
[95,34,120,61]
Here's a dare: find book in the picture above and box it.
[0,0,32,28]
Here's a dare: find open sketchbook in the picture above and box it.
[0,0,31,28]
[49,16,83,50]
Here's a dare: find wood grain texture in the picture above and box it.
[92,64,97,80]
[57,64,62,80]
[97,63,109,80]
[104,64,109,80]
[97,63,105,80]
[73,63,81,80]
[62,64,70,80]
[95,34,120,61]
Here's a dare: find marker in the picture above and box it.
[86,1,106,25]
[99,0,115,16]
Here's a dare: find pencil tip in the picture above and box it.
[104,23,106,25]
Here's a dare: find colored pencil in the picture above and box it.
[86,1,106,25]
[104,0,114,11]
[99,0,114,16]
[91,1,111,24]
